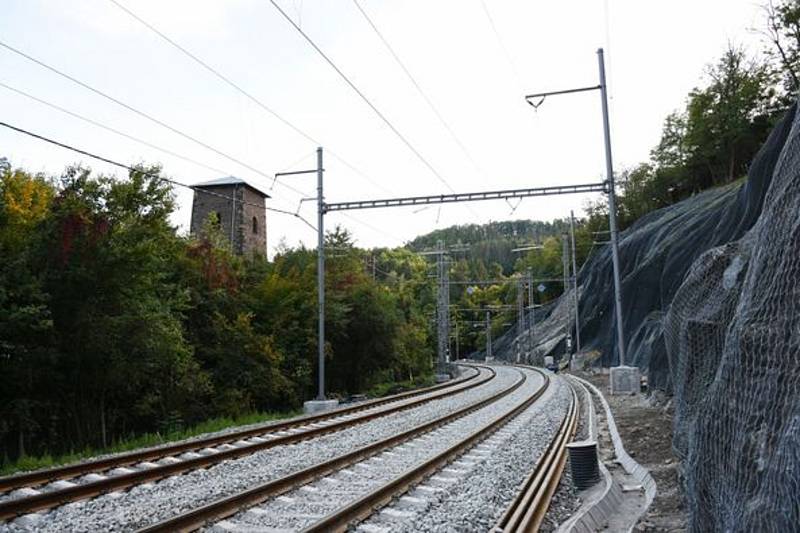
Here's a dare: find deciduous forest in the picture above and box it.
[2,0,799,473]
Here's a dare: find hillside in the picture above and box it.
[500,102,799,530]
[407,219,572,275]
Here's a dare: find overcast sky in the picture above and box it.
[0,0,768,255]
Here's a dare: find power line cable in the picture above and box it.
[0,85,318,222]
[0,120,317,231]
[105,0,402,243]
[352,0,488,182]
[0,80,230,177]
[0,41,404,243]
[0,82,395,241]
[0,38,393,240]
[479,0,525,91]
[107,0,311,157]
[107,0,478,238]
[0,40,309,198]
[107,0,394,197]
[267,0,459,196]
[0,80,319,218]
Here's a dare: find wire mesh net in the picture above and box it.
[664,105,800,531]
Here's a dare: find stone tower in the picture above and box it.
[190,176,269,255]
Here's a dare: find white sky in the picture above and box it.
[0,0,767,256]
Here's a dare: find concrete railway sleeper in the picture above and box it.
[299,367,554,533]
[135,366,535,532]
[0,365,491,521]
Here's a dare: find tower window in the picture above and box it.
[252,216,258,234]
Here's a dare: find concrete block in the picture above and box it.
[13,514,43,528]
[303,399,339,414]
[397,496,427,509]
[609,365,640,395]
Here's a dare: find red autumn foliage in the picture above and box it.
[187,238,239,293]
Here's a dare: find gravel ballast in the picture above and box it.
[356,370,571,533]
[207,366,548,532]
[1,365,514,532]
[0,366,483,506]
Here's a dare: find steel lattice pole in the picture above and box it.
[570,210,581,352]
[562,233,573,357]
[528,269,535,361]
[517,278,525,363]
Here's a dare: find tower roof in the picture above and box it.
[192,176,271,198]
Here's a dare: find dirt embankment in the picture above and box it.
[583,373,687,533]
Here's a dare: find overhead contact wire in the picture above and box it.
[0,81,229,177]
[267,0,460,196]
[0,40,305,196]
[352,0,489,182]
[108,0,395,197]
[0,120,317,231]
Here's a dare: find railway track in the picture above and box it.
[492,383,579,532]
[138,365,559,533]
[0,365,491,522]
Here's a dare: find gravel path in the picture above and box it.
[0,365,513,533]
[207,366,546,532]
[356,371,571,533]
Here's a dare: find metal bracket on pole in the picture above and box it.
[520,48,627,367]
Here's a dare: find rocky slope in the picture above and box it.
[499,103,800,531]
[525,103,795,391]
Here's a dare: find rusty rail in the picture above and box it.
[0,365,489,521]
[303,367,552,532]
[492,382,579,532]
[137,366,531,533]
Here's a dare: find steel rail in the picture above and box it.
[302,367,552,532]
[0,367,481,495]
[0,366,490,521]
[492,383,579,532]
[136,365,529,532]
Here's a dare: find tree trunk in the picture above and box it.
[18,425,25,458]
[100,394,107,449]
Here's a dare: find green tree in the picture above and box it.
[41,166,208,447]
[0,164,54,458]
[683,45,778,186]
[760,0,800,99]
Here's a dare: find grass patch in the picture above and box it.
[0,410,299,477]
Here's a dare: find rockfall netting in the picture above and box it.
[480,102,800,529]
[471,300,559,362]
[664,103,800,531]
[519,103,796,391]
